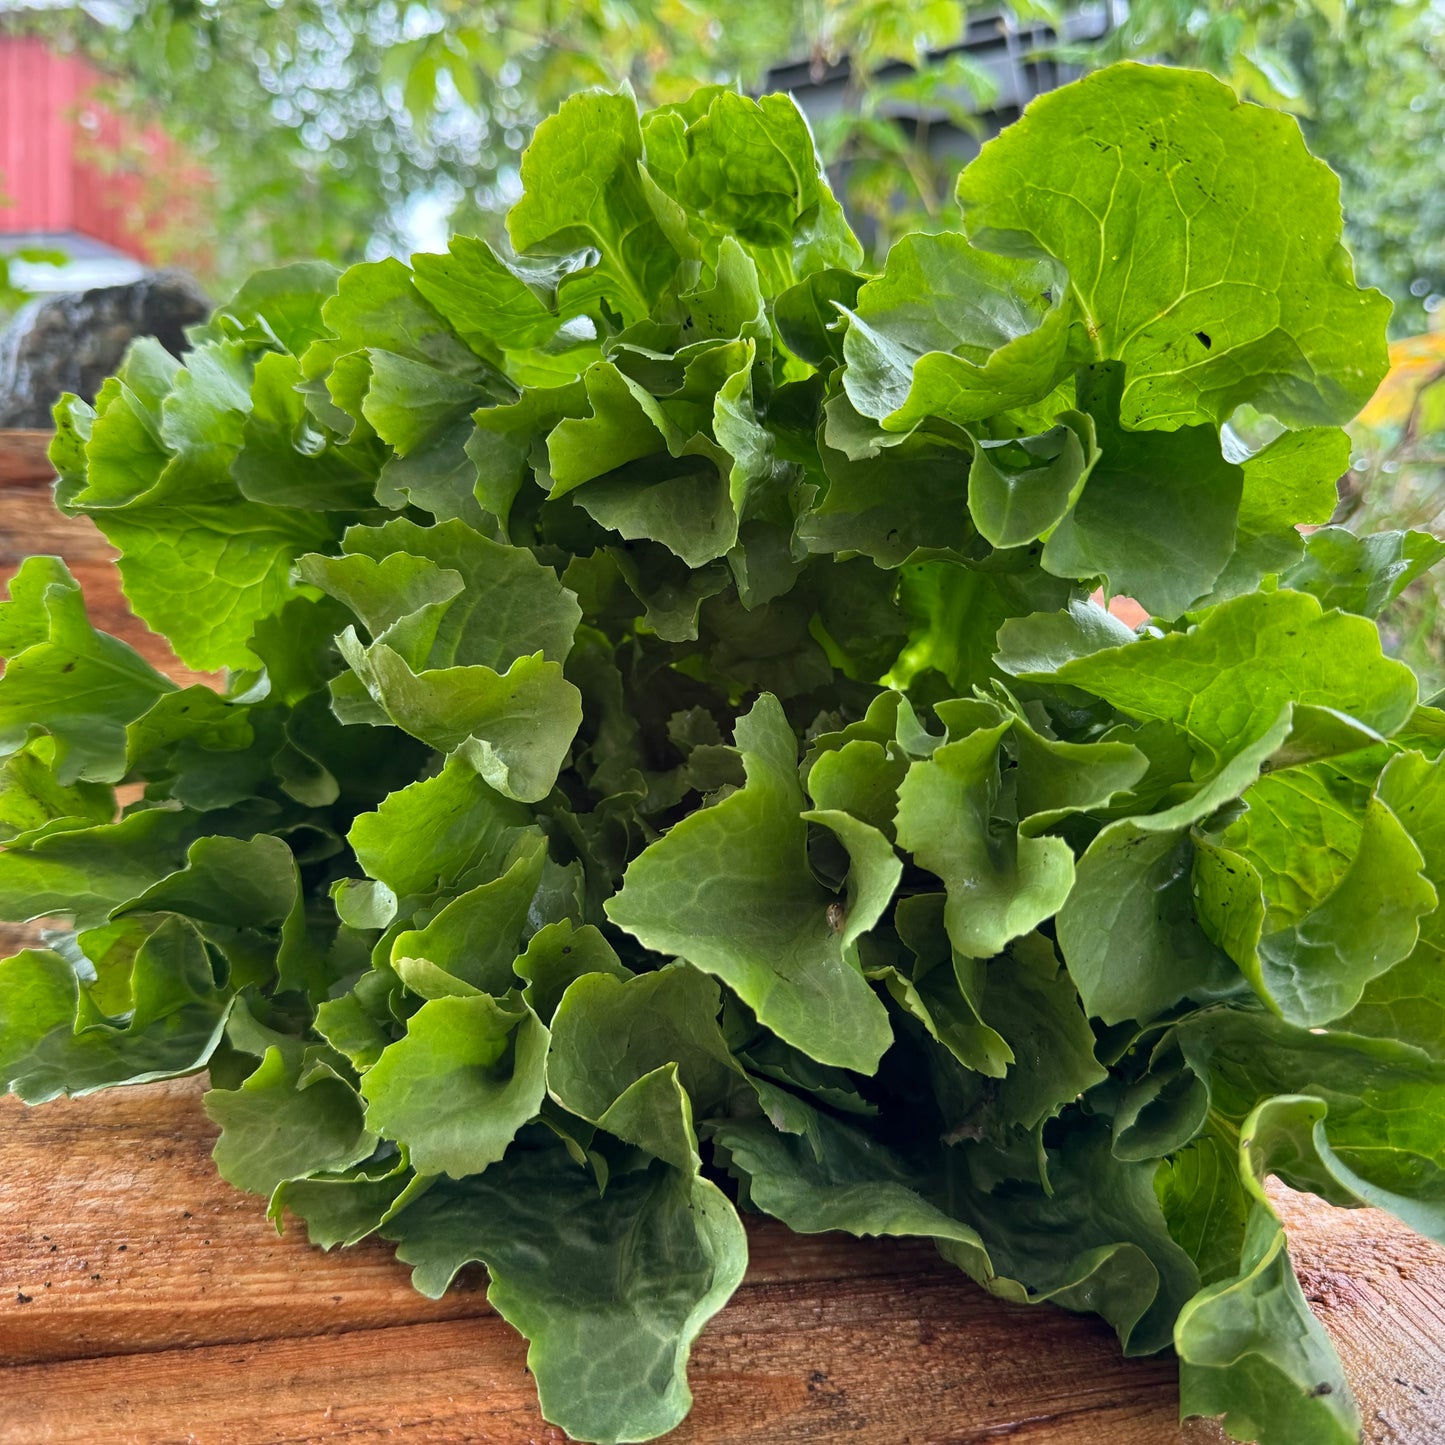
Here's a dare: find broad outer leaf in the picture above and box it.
[508,91,679,324]
[1282,526,1445,619]
[607,693,894,1073]
[1339,751,1445,1053]
[347,755,533,902]
[1195,767,1438,1026]
[715,1112,993,1282]
[1028,590,1417,769]
[389,835,547,994]
[1040,363,1243,618]
[0,557,175,784]
[550,966,750,1170]
[384,1148,747,1445]
[957,64,1390,430]
[1176,1202,1357,1445]
[337,631,582,804]
[967,411,1097,550]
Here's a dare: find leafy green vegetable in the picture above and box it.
[7,64,1438,1445]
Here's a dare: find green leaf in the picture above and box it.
[0,740,114,842]
[1236,427,1349,534]
[0,918,230,1103]
[517,919,635,1023]
[801,402,974,566]
[0,807,195,928]
[1009,714,1149,834]
[1024,590,1417,769]
[1281,526,1445,619]
[1176,1202,1358,1445]
[968,411,1097,549]
[1057,822,1245,1026]
[1040,362,1244,617]
[336,633,582,804]
[957,63,1390,430]
[645,90,862,290]
[953,1122,1201,1356]
[509,91,679,324]
[269,1152,430,1251]
[389,835,547,994]
[963,932,1108,1130]
[360,993,549,1178]
[468,380,589,525]
[411,235,568,353]
[347,756,533,903]
[68,339,341,672]
[895,720,1075,960]
[841,232,1071,430]
[1195,761,1438,1026]
[714,1112,993,1281]
[384,1147,747,1444]
[607,693,894,1073]
[99,493,336,673]
[362,349,489,524]
[206,1043,375,1196]
[549,966,751,1169]
[234,351,381,512]
[772,268,861,364]
[208,262,338,353]
[1338,750,1445,1053]
[1173,1009,1445,1244]
[307,516,581,671]
[0,558,175,783]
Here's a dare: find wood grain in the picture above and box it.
[1,1082,1443,1444]
[0,429,53,487]
[0,1080,1228,1445]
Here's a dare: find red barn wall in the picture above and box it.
[0,35,209,267]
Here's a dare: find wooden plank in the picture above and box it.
[0,1082,1222,1445]
[2,1082,1443,1442]
[0,429,54,487]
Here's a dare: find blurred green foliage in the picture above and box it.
[1341,330,1445,694]
[1,0,1441,330]
[0,0,1436,335]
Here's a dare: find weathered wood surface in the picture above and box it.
[4,429,1445,1442]
[1,1081,1443,1444]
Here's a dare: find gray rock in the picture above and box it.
[0,270,211,428]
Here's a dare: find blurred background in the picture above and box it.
[1,0,1443,682]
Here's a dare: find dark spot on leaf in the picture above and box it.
[1195,331,1212,349]
[61,661,76,673]
[1308,1383,1334,1397]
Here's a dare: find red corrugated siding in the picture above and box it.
[0,37,81,235]
[0,36,209,266]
